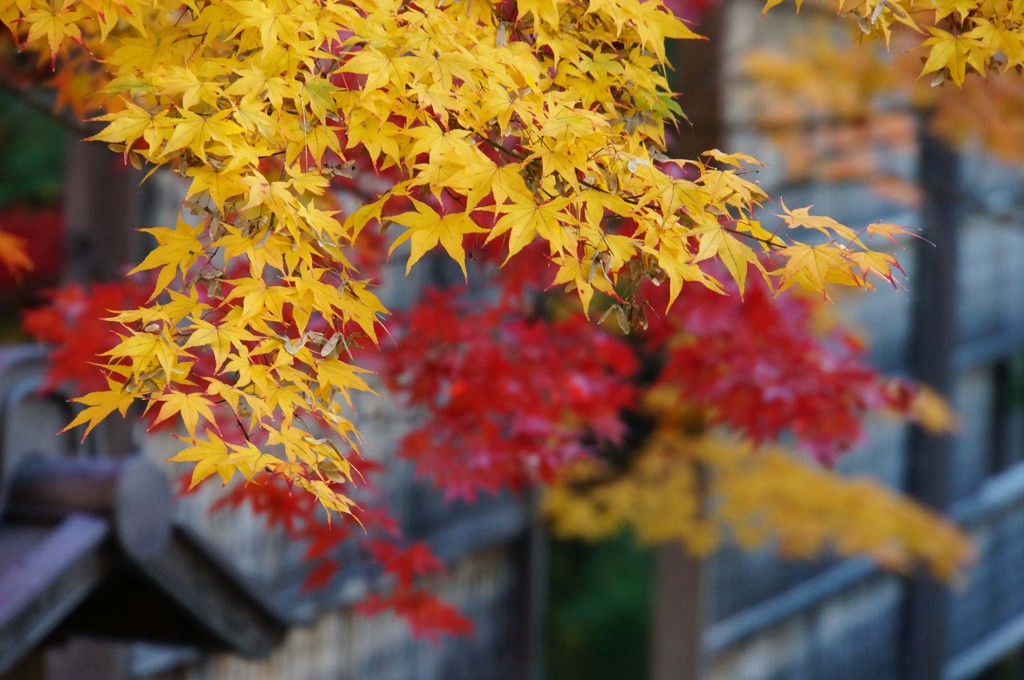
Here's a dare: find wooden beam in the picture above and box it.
[9,457,173,561]
[130,524,288,657]
[0,515,110,676]
[46,639,132,680]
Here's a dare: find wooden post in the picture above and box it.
[525,492,549,680]
[28,137,148,679]
[62,132,143,457]
[62,139,142,284]
[670,4,723,163]
[647,5,724,679]
[650,543,709,680]
[899,124,959,680]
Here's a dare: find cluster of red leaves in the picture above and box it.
[372,227,921,509]
[357,540,474,641]
[640,279,914,462]
[22,279,149,391]
[358,589,474,642]
[375,287,638,502]
[210,469,472,639]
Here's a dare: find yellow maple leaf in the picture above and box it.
[316,358,377,406]
[865,222,916,245]
[161,109,244,162]
[23,5,83,66]
[129,218,205,298]
[654,239,722,308]
[343,48,412,92]
[340,280,388,344]
[446,160,532,210]
[62,381,137,440]
[777,200,860,243]
[182,316,258,370]
[168,433,235,488]
[388,200,487,278]
[489,196,572,260]
[778,242,859,294]
[691,224,765,294]
[517,0,560,28]
[921,27,986,85]
[151,391,218,437]
[186,165,249,209]
[848,250,904,287]
[89,102,163,156]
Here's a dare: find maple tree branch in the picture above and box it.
[576,176,644,204]
[227,406,255,445]
[479,135,526,161]
[481,132,648,205]
[722,225,785,250]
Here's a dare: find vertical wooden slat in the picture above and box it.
[990,360,1012,475]
[670,5,723,163]
[899,124,960,680]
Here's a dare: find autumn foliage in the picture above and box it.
[0,0,994,638]
[1,0,917,514]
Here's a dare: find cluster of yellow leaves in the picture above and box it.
[544,411,973,579]
[744,32,917,190]
[746,20,1024,192]
[930,70,1024,160]
[764,0,1024,86]
[3,0,907,513]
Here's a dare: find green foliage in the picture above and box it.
[0,89,65,208]
[547,533,651,680]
